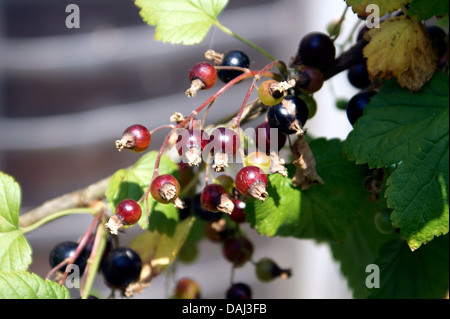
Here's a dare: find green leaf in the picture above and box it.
[105,151,180,234]
[245,138,375,241]
[0,172,32,272]
[368,234,449,298]
[343,72,449,250]
[408,0,449,20]
[330,203,399,298]
[135,0,229,45]
[0,271,70,299]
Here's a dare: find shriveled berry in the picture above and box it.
[150,174,181,204]
[115,124,151,153]
[201,184,234,215]
[226,283,252,299]
[222,236,253,267]
[235,166,269,202]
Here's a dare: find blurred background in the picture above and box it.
[0,0,362,298]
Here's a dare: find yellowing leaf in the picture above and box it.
[345,0,411,18]
[363,16,439,92]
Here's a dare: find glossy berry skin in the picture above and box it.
[176,129,210,156]
[209,127,239,156]
[223,236,253,267]
[214,175,235,195]
[175,278,201,299]
[235,166,268,196]
[346,91,375,126]
[101,247,142,290]
[150,174,181,204]
[226,283,252,299]
[49,241,89,274]
[193,193,222,221]
[295,66,324,93]
[267,95,309,135]
[255,121,287,154]
[115,199,142,226]
[201,184,230,213]
[258,80,285,106]
[218,50,250,83]
[229,199,247,224]
[298,32,336,69]
[347,63,371,89]
[121,124,151,153]
[189,62,217,90]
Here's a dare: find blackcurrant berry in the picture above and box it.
[115,124,151,153]
[226,283,252,299]
[235,166,269,201]
[267,95,309,135]
[346,91,376,126]
[209,127,240,172]
[217,49,250,83]
[255,258,292,282]
[296,32,336,69]
[176,129,210,166]
[101,247,142,290]
[244,152,271,174]
[427,26,447,58]
[347,63,371,89]
[258,80,285,106]
[295,66,324,93]
[193,193,222,221]
[150,174,181,204]
[201,184,234,215]
[255,121,287,154]
[186,62,217,97]
[222,236,253,267]
[229,198,247,224]
[105,198,142,235]
[174,277,201,299]
[49,241,89,274]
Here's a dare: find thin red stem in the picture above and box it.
[150,124,175,135]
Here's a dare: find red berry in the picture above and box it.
[105,199,142,235]
[186,62,217,97]
[201,184,234,214]
[150,174,181,204]
[229,199,246,224]
[295,66,324,93]
[115,124,151,153]
[235,166,269,201]
[176,129,210,166]
[209,127,240,155]
[255,121,287,154]
[175,277,201,299]
[222,236,253,267]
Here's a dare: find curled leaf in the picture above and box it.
[363,16,439,92]
[291,137,323,190]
